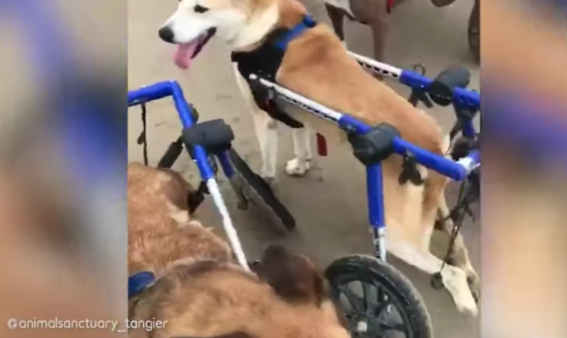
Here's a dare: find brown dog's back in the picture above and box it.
[129,251,350,338]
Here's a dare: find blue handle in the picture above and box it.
[128,81,215,180]
[128,81,197,129]
[399,70,480,109]
[339,115,476,181]
[391,137,470,181]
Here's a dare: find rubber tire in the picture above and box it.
[325,255,433,338]
[468,0,480,63]
[228,148,296,230]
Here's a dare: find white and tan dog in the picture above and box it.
[158,0,479,316]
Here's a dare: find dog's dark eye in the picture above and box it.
[193,5,209,13]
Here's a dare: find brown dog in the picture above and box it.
[324,0,458,63]
[127,163,350,338]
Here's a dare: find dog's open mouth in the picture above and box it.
[173,28,217,69]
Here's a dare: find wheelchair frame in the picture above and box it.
[247,52,481,261]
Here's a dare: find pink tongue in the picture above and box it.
[174,41,200,69]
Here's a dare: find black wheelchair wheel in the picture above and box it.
[227,148,296,231]
[468,0,480,63]
[325,255,433,338]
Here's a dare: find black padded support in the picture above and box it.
[347,123,400,166]
[248,78,304,129]
[182,119,234,155]
[429,66,471,106]
[157,136,184,169]
[230,28,305,129]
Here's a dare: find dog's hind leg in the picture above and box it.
[325,4,347,49]
[252,110,279,182]
[285,126,312,176]
[387,236,478,316]
[437,196,480,302]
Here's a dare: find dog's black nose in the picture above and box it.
[158,26,174,43]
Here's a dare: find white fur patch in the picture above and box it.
[163,0,248,45]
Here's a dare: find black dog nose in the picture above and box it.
[158,26,174,43]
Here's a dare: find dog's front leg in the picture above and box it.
[251,110,278,182]
[285,126,312,176]
[437,196,480,303]
[231,63,279,182]
[387,237,478,317]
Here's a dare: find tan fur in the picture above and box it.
[128,162,200,234]
[127,162,232,276]
[269,0,447,248]
[128,164,350,337]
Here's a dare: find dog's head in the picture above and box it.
[251,244,350,335]
[159,0,279,69]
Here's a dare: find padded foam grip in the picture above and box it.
[429,66,471,106]
[182,119,235,154]
[348,123,400,166]
[157,137,184,169]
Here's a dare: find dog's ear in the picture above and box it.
[254,244,325,305]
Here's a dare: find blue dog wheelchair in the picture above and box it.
[128,52,479,337]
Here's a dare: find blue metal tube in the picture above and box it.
[128,81,215,180]
[338,115,474,181]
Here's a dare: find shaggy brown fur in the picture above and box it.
[128,162,201,235]
[128,162,231,276]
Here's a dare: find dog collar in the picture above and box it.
[128,271,155,298]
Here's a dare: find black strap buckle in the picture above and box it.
[248,77,304,129]
[408,64,434,108]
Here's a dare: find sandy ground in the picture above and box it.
[128,0,480,337]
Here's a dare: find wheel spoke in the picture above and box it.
[338,285,365,314]
[372,295,392,317]
[362,282,376,313]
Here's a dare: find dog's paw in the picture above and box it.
[285,158,311,176]
[260,173,276,183]
[259,167,276,183]
[443,267,479,317]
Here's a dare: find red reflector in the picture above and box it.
[316,133,327,156]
